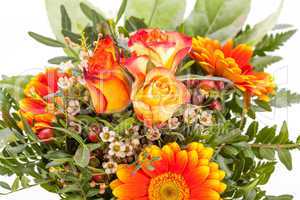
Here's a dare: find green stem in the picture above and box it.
[148,0,159,26]
[251,143,300,149]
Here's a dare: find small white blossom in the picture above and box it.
[168,117,180,130]
[109,141,126,158]
[99,127,116,142]
[58,76,73,90]
[183,106,198,124]
[102,161,118,174]
[67,100,80,116]
[124,142,134,157]
[199,111,213,126]
[131,138,140,147]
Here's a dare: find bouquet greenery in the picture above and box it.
[0,0,300,199]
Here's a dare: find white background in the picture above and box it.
[0,0,300,199]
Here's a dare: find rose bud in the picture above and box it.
[215,81,225,90]
[88,132,99,143]
[210,100,222,111]
[199,80,216,91]
[192,90,205,105]
[37,128,54,142]
[185,80,199,88]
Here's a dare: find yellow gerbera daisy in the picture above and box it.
[110,142,226,200]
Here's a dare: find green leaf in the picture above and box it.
[80,2,105,25]
[235,0,283,45]
[48,56,77,64]
[0,75,32,101]
[266,195,293,200]
[259,148,275,160]
[116,0,128,23]
[255,126,276,144]
[28,32,65,47]
[114,117,137,133]
[273,121,289,144]
[0,181,11,190]
[255,99,272,112]
[254,30,296,56]
[271,88,300,108]
[246,121,259,141]
[11,177,20,192]
[183,0,251,41]
[61,5,72,31]
[251,56,282,71]
[125,0,186,30]
[20,176,30,188]
[0,128,15,149]
[74,145,90,168]
[125,16,147,32]
[45,0,105,41]
[277,149,292,170]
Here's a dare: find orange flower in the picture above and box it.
[190,37,275,102]
[84,36,131,114]
[126,56,190,127]
[128,29,192,72]
[110,142,226,200]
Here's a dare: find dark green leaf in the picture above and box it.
[125,16,147,32]
[80,2,105,25]
[0,181,11,190]
[259,148,275,160]
[28,32,65,47]
[61,5,72,31]
[273,121,289,144]
[48,56,77,64]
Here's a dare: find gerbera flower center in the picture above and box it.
[148,172,190,200]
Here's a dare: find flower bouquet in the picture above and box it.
[0,0,299,199]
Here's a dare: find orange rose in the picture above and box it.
[128,29,192,72]
[126,56,190,127]
[84,36,131,114]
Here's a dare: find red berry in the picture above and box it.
[210,100,222,111]
[199,80,216,90]
[88,132,99,143]
[92,175,102,182]
[37,128,54,142]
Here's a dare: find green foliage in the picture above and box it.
[116,0,128,24]
[271,88,300,108]
[125,0,186,30]
[183,0,251,41]
[0,75,32,101]
[236,1,283,45]
[125,16,148,32]
[255,30,297,56]
[28,32,65,48]
[251,56,282,71]
[45,0,105,42]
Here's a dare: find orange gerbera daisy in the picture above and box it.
[190,37,275,104]
[110,142,226,200]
